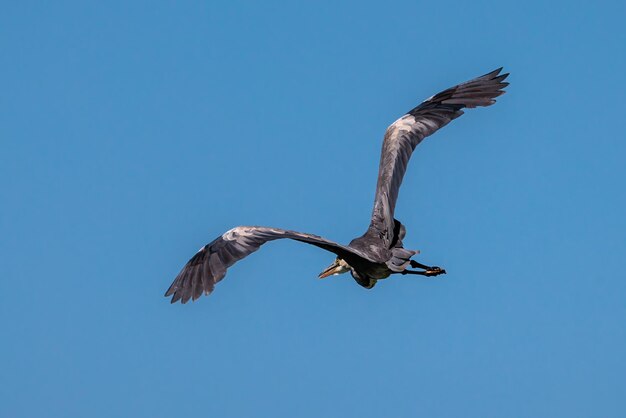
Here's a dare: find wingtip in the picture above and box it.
[170,292,182,304]
[481,67,503,79]
[485,67,510,82]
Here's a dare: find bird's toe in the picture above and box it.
[426,266,446,276]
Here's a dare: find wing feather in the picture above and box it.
[370,68,509,241]
[165,226,371,303]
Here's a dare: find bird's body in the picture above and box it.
[166,68,509,303]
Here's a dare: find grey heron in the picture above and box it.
[165,68,509,303]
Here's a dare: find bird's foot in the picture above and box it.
[400,266,446,277]
[424,266,446,276]
[409,260,446,276]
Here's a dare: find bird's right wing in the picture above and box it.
[370,68,509,243]
[165,226,368,303]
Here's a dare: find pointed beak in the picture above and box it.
[318,261,343,279]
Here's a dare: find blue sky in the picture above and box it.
[1,1,625,417]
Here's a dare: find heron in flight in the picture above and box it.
[165,68,509,303]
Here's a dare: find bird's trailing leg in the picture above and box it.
[400,260,447,277]
[410,260,435,270]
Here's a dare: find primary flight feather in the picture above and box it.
[166,68,509,303]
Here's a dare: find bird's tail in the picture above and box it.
[386,247,418,272]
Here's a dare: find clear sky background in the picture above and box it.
[1,1,625,417]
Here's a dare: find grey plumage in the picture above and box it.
[165,68,509,303]
[167,227,372,304]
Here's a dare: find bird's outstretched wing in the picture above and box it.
[165,226,367,303]
[370,68,509,243]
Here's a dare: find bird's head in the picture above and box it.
[318,258,351,278]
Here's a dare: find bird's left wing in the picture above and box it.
[165,226,367,303]
[370,68,509,243]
